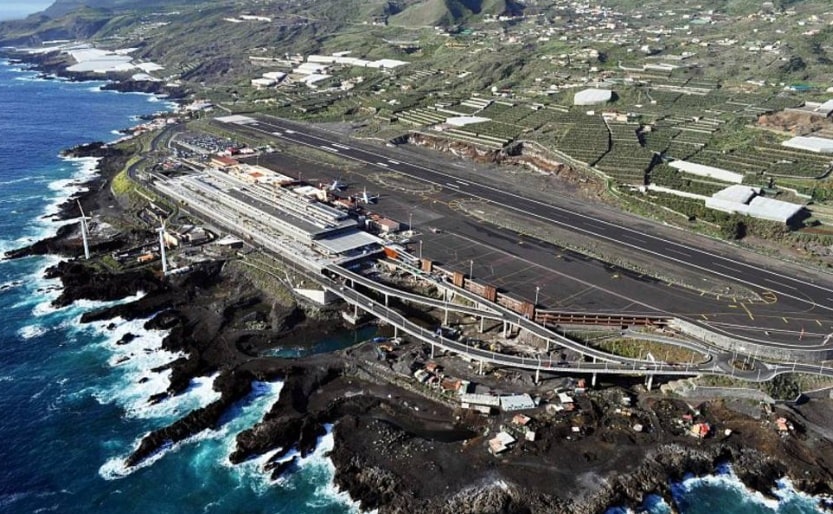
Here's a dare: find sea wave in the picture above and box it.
[101,380,285,482]
[17,324,48,340]
[300,425,366,513]
[670,464,825,513]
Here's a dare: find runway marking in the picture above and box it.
[388,159,400,164]
[817,319,823,326]
[728,304,737,309]
[666,248,691,257]
[456,180,470,186]
[713,262,742,274]
[739,303,755,321]
[445,182,460,189]
[375,162,389,167]
[332,143,350,150]
[701,314,709,321]
[764,278,797,290]
[319,145,339,152]
[782,317,789,324]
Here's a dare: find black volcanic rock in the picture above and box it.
[46,260,164,307]
[126,369,256,468]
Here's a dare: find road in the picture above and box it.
[324,268,833,381]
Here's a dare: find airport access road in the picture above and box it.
[323,273,832,382]
[233,115,833,317]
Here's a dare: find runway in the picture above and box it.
[215,114,833,349]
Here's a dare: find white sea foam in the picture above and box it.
[99,429,218,480]
[101,380,285,481]
[0,176,38,186]
[17,324,48,340]
[299,424,365,513]
[82,316,194,419]
[673,465,823,512]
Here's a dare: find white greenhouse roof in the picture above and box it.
[711,185,758,204]
[574,88,613,106]
[782,136,833,154]
[669,160,744,184]
[445,116,491,127]
[746,197,804,224]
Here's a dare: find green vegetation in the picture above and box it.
[6,0,833,263]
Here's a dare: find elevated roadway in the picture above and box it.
[322,272,822,381]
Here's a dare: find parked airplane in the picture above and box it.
[328,178,347,191]
[359,187,379,204]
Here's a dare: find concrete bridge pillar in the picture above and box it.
[479,360,484,375]
[535,367,540,385]
[646,374,653,392]
[444,306,449,325]
[479,316,485,333]
[394,326,399,338]
[431,343,435,359]
[353,303,358,317]
[592,372,597,387]
[384,293,388,306]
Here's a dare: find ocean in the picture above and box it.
[0,60,827,514]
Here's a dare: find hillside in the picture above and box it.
[389,0,523,27]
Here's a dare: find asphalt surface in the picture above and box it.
[214,115,833,349]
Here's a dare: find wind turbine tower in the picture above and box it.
[77,200,90,260]
[158,222,168,275]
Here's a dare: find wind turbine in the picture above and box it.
[157,222,168,275]
[77,200,91,260]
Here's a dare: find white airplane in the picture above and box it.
[328,178,347,191]
[359,187,379,204]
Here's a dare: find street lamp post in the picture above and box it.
[469,259,474,279]
[419,240,423,260]
[409,212,413,235]
[535,286,540,306]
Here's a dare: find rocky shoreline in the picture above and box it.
[5,54,833,514]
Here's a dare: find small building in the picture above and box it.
[512,414,531,427]
[690,422,710,438]
[369,216,401,234]
[500,394,536,412]
[488,431,516,455]
[574,88,613,106]
[211,155,239,168]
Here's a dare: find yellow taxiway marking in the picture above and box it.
[739,303,755,321]
[760,291,778,305]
